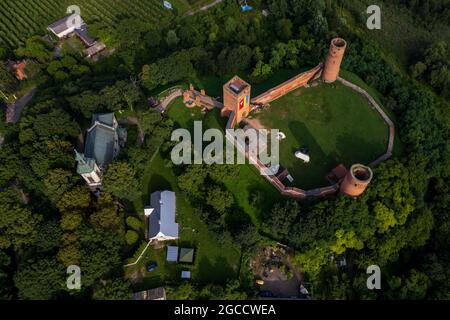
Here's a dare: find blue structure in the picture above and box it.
[163,1,173,10]
[240,1,253,11]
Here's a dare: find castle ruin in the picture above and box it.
[182,38,394,199]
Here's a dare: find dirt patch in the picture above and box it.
[250,245,303,298]
[128,266,145,285]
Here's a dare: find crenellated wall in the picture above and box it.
[251,64,323,105]
[180,36,395,200]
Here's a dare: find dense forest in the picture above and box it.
[0,0,449,300]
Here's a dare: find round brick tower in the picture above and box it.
[322,38,347,83]
[340,164,373,197]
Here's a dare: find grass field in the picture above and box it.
[0,0,202,49]
[251,80,389,189]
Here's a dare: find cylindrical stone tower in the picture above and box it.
[322,38,347,83]
[340,164,373,197]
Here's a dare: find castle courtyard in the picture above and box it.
[249,80,389,189]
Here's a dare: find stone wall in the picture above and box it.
[337,77,395,168]
[251,64,323,105]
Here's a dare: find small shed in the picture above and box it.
[166,245,179,262]
[84,42,106,58]
[179,248,195,263]
[133,287,166,300]
[181,271,191,279]
[9,60,27,80]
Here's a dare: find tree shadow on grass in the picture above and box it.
[141,174,171,205]
[286,121,328,189]
[246,182,283,221]
[335,132,384,166]
[225,207,252,233]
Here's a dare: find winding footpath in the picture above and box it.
[184,0,224,16]
[154,88,183,113]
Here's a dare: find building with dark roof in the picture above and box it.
[48,14,107,59]
[179,248,195,263]
[84,42,106,58]
[48,14,85,38]
[145,191,179,241]
[75,113,126,192]
[133,287,166,300]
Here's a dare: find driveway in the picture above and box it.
[6,87,37,123]
[185,0,224,16]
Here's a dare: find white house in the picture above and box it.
[47,13,85,38]
[145,191,179,241]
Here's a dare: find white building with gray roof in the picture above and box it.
[145,191,179,242]
[48,13,85,39]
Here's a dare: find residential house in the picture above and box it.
[145,191,179,242]
[48,14,107,59]
[48,13,85,39]
[133,287,166,300]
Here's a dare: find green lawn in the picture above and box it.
[251,80,389,189]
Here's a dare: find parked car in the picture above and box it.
[147,261,158,272]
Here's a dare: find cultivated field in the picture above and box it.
[0,0,199,49]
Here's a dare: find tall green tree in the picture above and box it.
[14,258,66,300]
[103,162,141,201]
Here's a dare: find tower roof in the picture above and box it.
[224,76,250,95]
[75,150,96,174]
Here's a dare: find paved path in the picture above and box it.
[337,77,395,167]
[185,0,224,16]
[124,240,152,267]
[155,88,183,113]
[6,87,37,123]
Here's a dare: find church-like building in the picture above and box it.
[75,113,127,193]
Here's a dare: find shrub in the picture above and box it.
[126,216,142,232]
[125,230,139,245]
